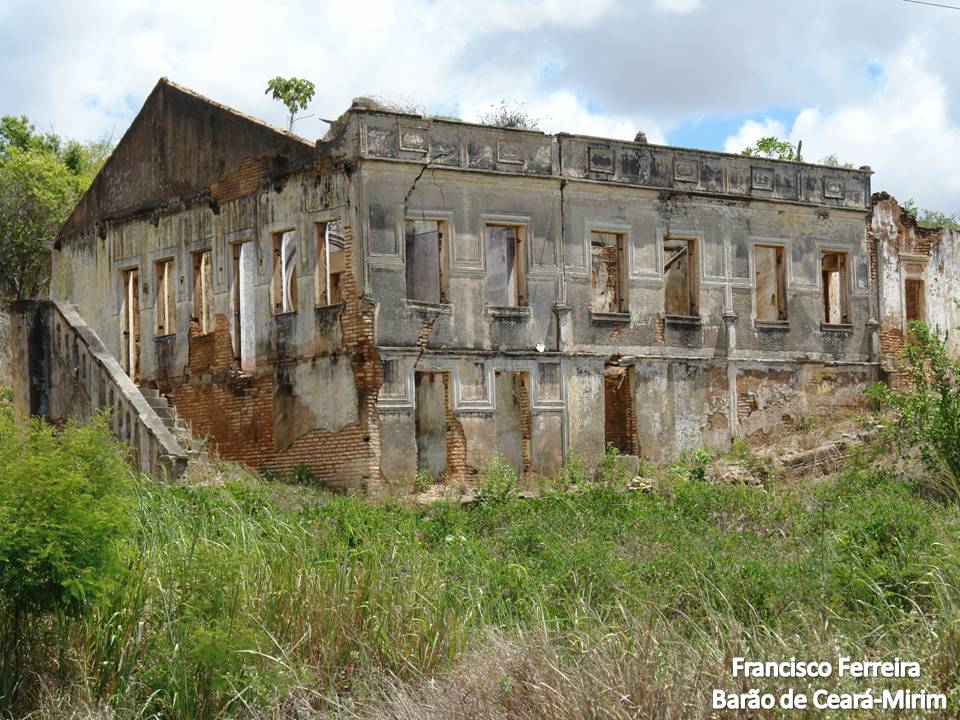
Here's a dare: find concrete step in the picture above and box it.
[139,387,160,399]
[153,406,174,421]
[145,396,169,411]
[187,450,209,463]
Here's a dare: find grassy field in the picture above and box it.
[1,427,956,719]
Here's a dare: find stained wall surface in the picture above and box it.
[39,85,899,491]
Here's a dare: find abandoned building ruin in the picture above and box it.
[10,78,960,488]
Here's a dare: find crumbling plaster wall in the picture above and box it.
[362,162,561,353]
[873,194,960,368]
[630,359,730,463]
[36,96,887,490]
[376,351,565,488]
[562,186,872,361]
[52,165,385,490]
[353,111,877,476]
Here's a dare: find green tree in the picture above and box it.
[901,198,960,231]
[740,135,802,161]
[264,76,316,130]
[0,116,109,305]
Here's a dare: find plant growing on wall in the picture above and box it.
[740,135,803,161]
[478,101,541,130]
[265,76,316,131]
[901,198,960,231]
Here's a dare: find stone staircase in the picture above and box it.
[138,388,210,464]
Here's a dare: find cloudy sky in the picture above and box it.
[2,0,958,212]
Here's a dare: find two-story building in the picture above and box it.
[12,78,891,490]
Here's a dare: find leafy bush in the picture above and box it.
[0,407,134,705]
[867,322,960,501]
[289,463,317,486]
[475,454,518,507]
[667,446,712,483]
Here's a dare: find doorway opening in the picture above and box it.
[494,370,531,474]
[415,371,448,480]
[120,267,140,382]
[603,360,637,455]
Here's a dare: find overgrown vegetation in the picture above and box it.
[478,101,540,130]
[0,393,957,718]
[869,321,960,502]
[901,197,960,231]
[0,403,134,708]
[740,135,803,161]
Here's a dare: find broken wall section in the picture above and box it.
[54,154,384,492]
[872,192,960,382]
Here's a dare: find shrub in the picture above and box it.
[476,455,518,507]
[0,407,134,705]
[867,322,960,502]
[289,463,317,486]
[667,446,712,484]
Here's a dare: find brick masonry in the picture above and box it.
[157,223,385,491]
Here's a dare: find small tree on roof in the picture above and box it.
[265,76,316,131]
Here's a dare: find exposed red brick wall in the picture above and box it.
[603,367,638,455]
[517,373,532,474]
[442,373,468,482]
[159,222,384,492]
[210,157,271,205]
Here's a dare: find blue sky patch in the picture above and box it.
[667,107,798,152]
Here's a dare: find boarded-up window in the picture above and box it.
[754,245,787,321]
[459,359,487,401]
[120,267,140,382]
[405,219,447,304]
[155,258,176,335]
[537,362,561,402]
[591,231,627,312]
[663,237,698,317]
[486,224,526,307]
[381,358,406,398]
[191,250,214,334]
[272,231,298,314]
[317,220,346,306]
[231,241,256,372]
[905,277,924,325]
[821,252,849,324]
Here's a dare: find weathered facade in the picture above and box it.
[871,192,960,383]
[13,78,914,491]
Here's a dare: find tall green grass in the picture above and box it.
[8,458,959,718]
[2,381,959,717]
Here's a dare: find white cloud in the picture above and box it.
[723,38,960,211]
[654,0,702,13]
[460,90,665,143]
[722,117,789,155]
[3,1,960,213]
